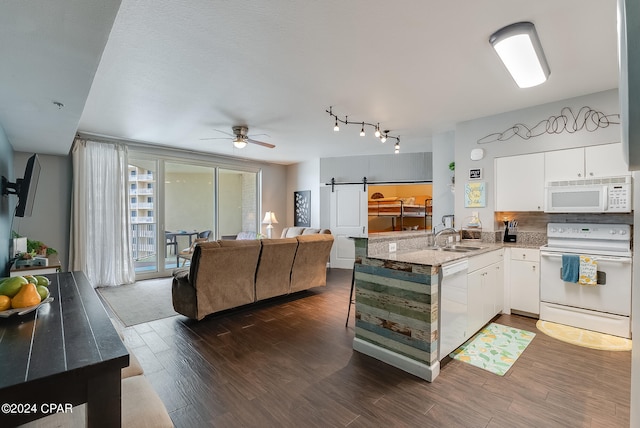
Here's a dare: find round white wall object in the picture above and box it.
[470,148,484,161]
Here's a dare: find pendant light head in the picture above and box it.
[333,118,339,132]
[360,122,365,137]
[374,124,381,138]
[489,21,550,88]
[233,137,247,149]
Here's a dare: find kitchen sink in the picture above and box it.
[433,245,486,253]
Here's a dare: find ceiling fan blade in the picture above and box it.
[199,137,231,140]
[212,128,234,137]
[246,138,275,149]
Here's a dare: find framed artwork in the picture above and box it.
[468,168,483,180]
[294,190,311,227]
[464,182,486,208]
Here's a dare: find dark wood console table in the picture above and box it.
[0,271,129,427]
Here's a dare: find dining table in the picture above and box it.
[0,271,129,427]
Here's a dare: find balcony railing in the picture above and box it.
[131,223,156,261]
[131,216,154,223]
[129,188,154,196]
[130,202,154,210]
[129,173,154,181]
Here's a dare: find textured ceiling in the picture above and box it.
[1,1,619,165]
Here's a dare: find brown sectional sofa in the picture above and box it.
[172,233,334,320]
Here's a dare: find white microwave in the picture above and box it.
[544,176,632,213]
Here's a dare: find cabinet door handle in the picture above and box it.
[532,265,536,271]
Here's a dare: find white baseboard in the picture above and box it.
[352,337,440,382]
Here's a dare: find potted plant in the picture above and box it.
[449,162,455,184]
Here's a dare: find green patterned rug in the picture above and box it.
[450,323,535,376]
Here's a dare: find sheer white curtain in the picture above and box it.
[69,138,135,287]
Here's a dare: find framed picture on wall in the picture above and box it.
[464,181,486,208]
[294,190,311,227]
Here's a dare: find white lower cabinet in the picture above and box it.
[467,249,504,337]
[509,248,540,315]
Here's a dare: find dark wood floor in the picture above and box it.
[117,268,631,428]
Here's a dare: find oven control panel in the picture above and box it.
[547,223,631,241]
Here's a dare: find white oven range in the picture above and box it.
[539,223,632,338]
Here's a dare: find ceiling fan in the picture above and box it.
[201,126,275,149]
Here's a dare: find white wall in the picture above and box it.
[454,89,620,231]
[13,152,71,271]
[261,162,288,238]
[285,159,321,229]
[432,131,455,230]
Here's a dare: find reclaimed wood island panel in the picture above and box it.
[351,232,503,382]
[352,235,441,381]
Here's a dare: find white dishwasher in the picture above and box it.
[439,259,469,360]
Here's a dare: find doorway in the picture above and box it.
[367,184,433,233]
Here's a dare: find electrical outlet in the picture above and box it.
[389,242,397,253]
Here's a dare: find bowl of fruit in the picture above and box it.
[0,275,53,317]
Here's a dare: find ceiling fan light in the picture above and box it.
[233,137,247,149]
[489,22,550,88]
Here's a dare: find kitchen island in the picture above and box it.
[351,231,503,382]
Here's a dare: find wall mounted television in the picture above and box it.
[1,154,41,217]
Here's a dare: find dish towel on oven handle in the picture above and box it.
[579,255,597,286]
[561,254,580,283]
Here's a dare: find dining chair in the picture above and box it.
[165,231,178,258]
[198,230,212,240]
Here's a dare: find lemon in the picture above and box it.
[0,295,10,311]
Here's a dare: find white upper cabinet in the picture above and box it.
[584,143,629,178]
[495,153,545,211]
[544,143,629,182]
[544,148,584,182]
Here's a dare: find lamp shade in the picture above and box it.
[262,211,278,225]
[489,22,550,88]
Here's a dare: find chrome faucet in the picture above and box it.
[433,227,458,248]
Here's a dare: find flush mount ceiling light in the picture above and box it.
[326,106,401,153]
[489,21,550,88]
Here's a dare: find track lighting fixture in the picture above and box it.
[326,106,401,153]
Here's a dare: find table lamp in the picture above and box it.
[262,211,278,239]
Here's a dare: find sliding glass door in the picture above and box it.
[218,168,258,239]
[164,162,215,271]
[129,151,260,279]
[128,159,159,275]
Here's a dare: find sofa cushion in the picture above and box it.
[236,231,258,240]
[290,234,334,293]
[281,227,306,238]
[301,228,320,235]
[255,238,298,300]
[193,239,261,318]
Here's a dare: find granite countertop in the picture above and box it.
[368,241,505,267]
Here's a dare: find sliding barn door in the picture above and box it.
[329,184,367,269]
